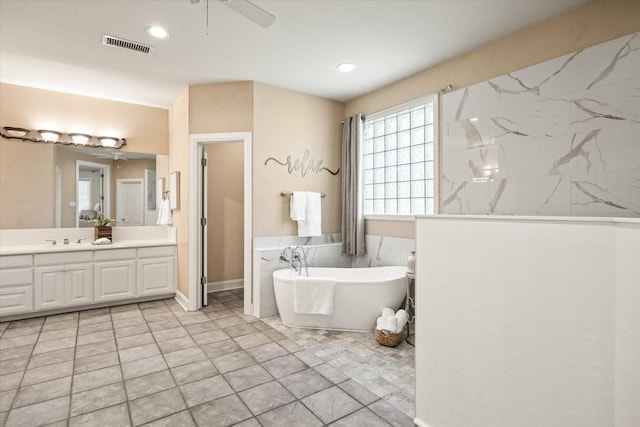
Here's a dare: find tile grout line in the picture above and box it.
[109,304,134,427]
[2,292,413,426]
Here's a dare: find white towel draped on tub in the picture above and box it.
[290,191,322,237]
[293,276,336,315]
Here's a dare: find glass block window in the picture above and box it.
[362,95,437,215]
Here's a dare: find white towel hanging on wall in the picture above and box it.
[297,192,322,236]
[290,192,307,221]
[157,198,172,225]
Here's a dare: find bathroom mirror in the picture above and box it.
[0,140,159,229]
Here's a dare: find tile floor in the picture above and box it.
[0,289,415,426]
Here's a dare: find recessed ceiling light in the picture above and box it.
[147,26,168,39]
[337,63,355,73]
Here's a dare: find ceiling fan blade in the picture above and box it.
[221,0,275,28]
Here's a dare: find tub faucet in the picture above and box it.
[279,247,294,264]
[280,246,308,277]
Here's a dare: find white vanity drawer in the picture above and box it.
[0,268,32,287]
[0,255,32,269]
[35,251,93,266]
[0,285,34,316]
[138,246,175,258]
[94,249,136,261]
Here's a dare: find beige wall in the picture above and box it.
[113,158,156,180]
[175,82,253,297]
[0,83,169,155]
[206,143,244,282]
[0,141,55,229]
[189,82,254,134]
[171,81,343,297]
[252,82,344,237]
[345,0,640,239]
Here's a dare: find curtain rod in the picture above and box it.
[341,114,366,124]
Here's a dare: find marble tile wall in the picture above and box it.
[351,235,415,269]
[442,32,640,217]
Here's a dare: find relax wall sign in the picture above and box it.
[264,149,340,177]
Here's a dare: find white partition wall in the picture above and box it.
[414,216,640,427]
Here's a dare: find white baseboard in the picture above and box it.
[207,278,244,293]
[174,289,190,311]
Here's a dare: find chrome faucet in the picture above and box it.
[76,237,87,244]
[279,246,309,276]
[63,237,69,245]
[45,239,56,245]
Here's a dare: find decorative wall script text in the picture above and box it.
[264,149,340,177]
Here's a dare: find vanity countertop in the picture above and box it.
[0,239,176,256]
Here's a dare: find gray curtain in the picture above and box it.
[341,114,366,256]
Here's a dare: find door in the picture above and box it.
[116,179,144,226]
[201,150,208,307]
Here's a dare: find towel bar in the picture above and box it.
[281,191,326,198]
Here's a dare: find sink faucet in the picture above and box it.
[45,239,56,245]
[76,237,87,244]
[63,237,69,245]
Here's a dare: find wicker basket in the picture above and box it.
[374,329,403,347]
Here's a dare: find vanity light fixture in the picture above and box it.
[2,127,28,138]
[39,130,62,142]
[0,126,126,149]
[69,133,91,145]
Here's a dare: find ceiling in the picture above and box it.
[0,0,589,109]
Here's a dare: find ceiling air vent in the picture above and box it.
[102,34,153,54]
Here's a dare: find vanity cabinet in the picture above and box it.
[0,243,176,320]
[137,246,176,297]
[34,252,94,310]
[0,255,33,316]
[94,249,137,302]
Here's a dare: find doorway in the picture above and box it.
[188,132,252,314]
[75,160,111,227]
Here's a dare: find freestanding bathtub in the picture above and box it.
[273,266,407,332]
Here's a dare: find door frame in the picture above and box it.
[116,178,144,226]
[188,132,252,314]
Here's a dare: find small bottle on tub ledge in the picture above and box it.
[407,251,416,274]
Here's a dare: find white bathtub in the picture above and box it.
[273,266,407,332]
